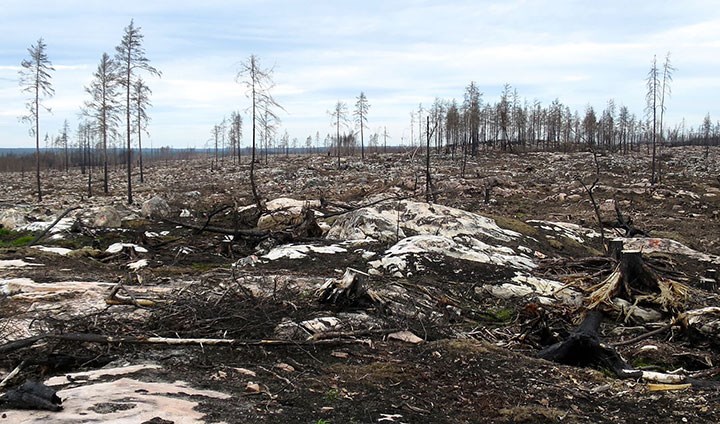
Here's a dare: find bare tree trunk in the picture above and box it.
[138,114,144,183]
[35,84,42,202]
[250,83,260,209]
[126,64,133,205]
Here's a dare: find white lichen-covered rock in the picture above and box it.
[326,208,404,243]
[141,196,171,218]
[257,197,321,231]
[91,206,123,228]
[623,238,720,265]
[0,208,28,230]
[3,365,232,424]
[527,220,601,243]
[329,200,520,243]
[262,243,347,260]
[479,273,584,307]
[369,234,535,276]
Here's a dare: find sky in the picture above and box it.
[1,0,719,149]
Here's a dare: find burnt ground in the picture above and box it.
[2,145,720,423]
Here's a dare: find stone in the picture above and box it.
[141,196,171,219]
[92,206,122,228]
[257,198,320,231]
[0,208,28,230]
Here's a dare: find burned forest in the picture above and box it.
[1,144,720,423]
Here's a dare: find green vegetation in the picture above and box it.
[491,307,515,323]
[0,228,34,247]
[323,388,340,402]
[488,214,540,238]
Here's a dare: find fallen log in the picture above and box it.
[28,206,81,246]
[0,333,372,356]
[163,217,270,238]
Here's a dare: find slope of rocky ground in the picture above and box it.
[1,146,720,423]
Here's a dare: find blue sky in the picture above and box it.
[1,0,719,149]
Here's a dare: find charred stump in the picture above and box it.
[539,310,640,378]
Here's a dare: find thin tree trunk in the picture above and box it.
[250,80,260,209]
[126,62,133,204]
[35,77,42,202]
[138,116,144,183]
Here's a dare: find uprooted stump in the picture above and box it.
[538,310,640,378]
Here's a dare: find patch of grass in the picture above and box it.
[0,229,34,247]
[445,339,491,355]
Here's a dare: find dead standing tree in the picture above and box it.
[19,37,54,202]
[425,116,438,202]
[576,148,606,252]
[236,54,284,210]
[115,19,161,205]
[84,52,120,195]
[354,92,370,161]
[330,100,349,170]
[132,77,152,183]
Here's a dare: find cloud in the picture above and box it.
[1,0,720,148]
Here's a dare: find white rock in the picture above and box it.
[257,198,320,231]
[141,196,171,218]
[92,206,123,228]
[0,208,27,230]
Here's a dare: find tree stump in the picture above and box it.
[538,310,640,378]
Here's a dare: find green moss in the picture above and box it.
[492,307,515,323]
[488,214,540,238]
[0,229,34,247]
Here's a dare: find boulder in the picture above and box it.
[0,208,28,230]
[325,209,404,243]
[92,206,123,228]
[257,198,320,231]
[141,196,171,219]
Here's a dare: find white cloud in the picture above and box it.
[1,0,720,148]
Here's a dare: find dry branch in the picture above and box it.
[28,206,81,246]
[0,333,371,356]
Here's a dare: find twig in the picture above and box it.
[610,323,673,347]
[0,360,26,388]
[309,328,401,341]
[197,204,232,235]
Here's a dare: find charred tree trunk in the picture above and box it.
[539,310,640,378]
